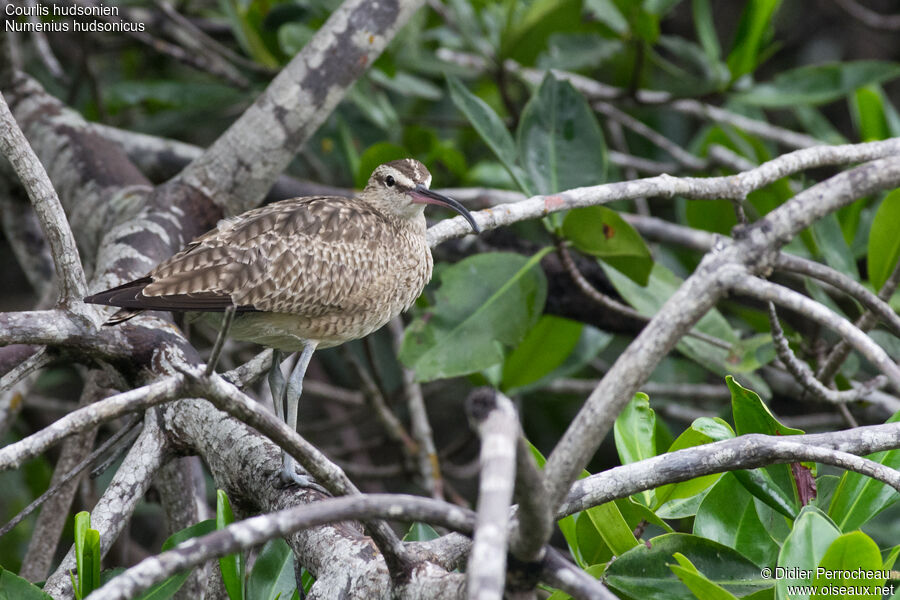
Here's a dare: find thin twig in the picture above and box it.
[389,317,443,499]
[767,302,886,406]
[817,259,900,384]
[556,241,733,350]
[0,92,89,307]
[730,277,900,393]
[0,415,142,539]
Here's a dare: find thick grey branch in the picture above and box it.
[427,139,900,246]
[561,424,900,517]
[177,0,426,213]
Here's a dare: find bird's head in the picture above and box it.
[361,159,479,233]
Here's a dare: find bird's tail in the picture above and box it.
[105,308,144,325]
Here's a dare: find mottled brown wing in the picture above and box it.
[86,197,391,316]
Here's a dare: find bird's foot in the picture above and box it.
[277,463,328,494]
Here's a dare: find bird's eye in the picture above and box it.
[385,175,395,187]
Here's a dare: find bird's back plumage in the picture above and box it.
[85,193,433,348]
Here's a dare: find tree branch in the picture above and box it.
[0,91,88,307]
[427,139,900,246]
[465,389,518,600]
[560,424,900,517]
[176,0,427,214]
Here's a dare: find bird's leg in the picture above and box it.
[205,305,236,376]
[278,341,319,487]
[268,349,286,422]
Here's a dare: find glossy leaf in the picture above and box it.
[132,520,218,600]
[614,393,656,469]
[694,473,780,569]
[517,325,612,392]
[605,533,769,600]
[220,0,279,68]
[501,315,582,391]
[729,377,803,518]
[692,0,720,60]
[0,568,53,600]
[585,501,640,557]
[72,511,101,600]
[563,206,653,285]
[654,417,735,509]
[775,506,840,600]
[812,214,859,282]
[734,61,900,107]
[447,76,532,193]
[851,86,891,142]
[811,531,884,599]
[404,523,441,542]
[828,411,900,531]
[247,539,296,600]
[400,251,550,381]
[726,0,781,80]
[669,553,740,600]
[602,265,770,393]
[501,0,583,66]
[517,74,607,195]
[217,490,244,600]
[867,189,900,291]
[574,510,614,567]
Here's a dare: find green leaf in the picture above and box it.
[0,568,53,600]
[694,473,780,569]
[82,529,101,600]
[217,490,243,600]
[729,377,803,517]
[132,520,217,600]
[247,539,296,600]
[605,533,769,600]
[563,206,653,285]
[400,250,550,381]
[347,81,401,134]
[725,0,781,80]
[734,61,900,107]
[851,86,891,142]
[585,0,628,33]
[517,74,607,195]
[72,511,100,599]
[867,189,900,290]
[574,511,614,567]
[501,0,583,66]
[614,393,657,466]
[669,553,741,600]
[219,0,279,68]
[501,315,582,391]
[602,265,771,392]
[585,501,640,557]
[775,506,841,600]
[73,511,89,600]
[811,531,885,599]
[654,418,735,509]
[812,214,859,282]
[403,523,441,542]
[355,143,408,189]
[828,411,900,531]
[692,0,720,60]
[446,76,532,193]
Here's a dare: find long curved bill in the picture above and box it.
[411,184,480,233]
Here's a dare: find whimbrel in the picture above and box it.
[85,159,479,486]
